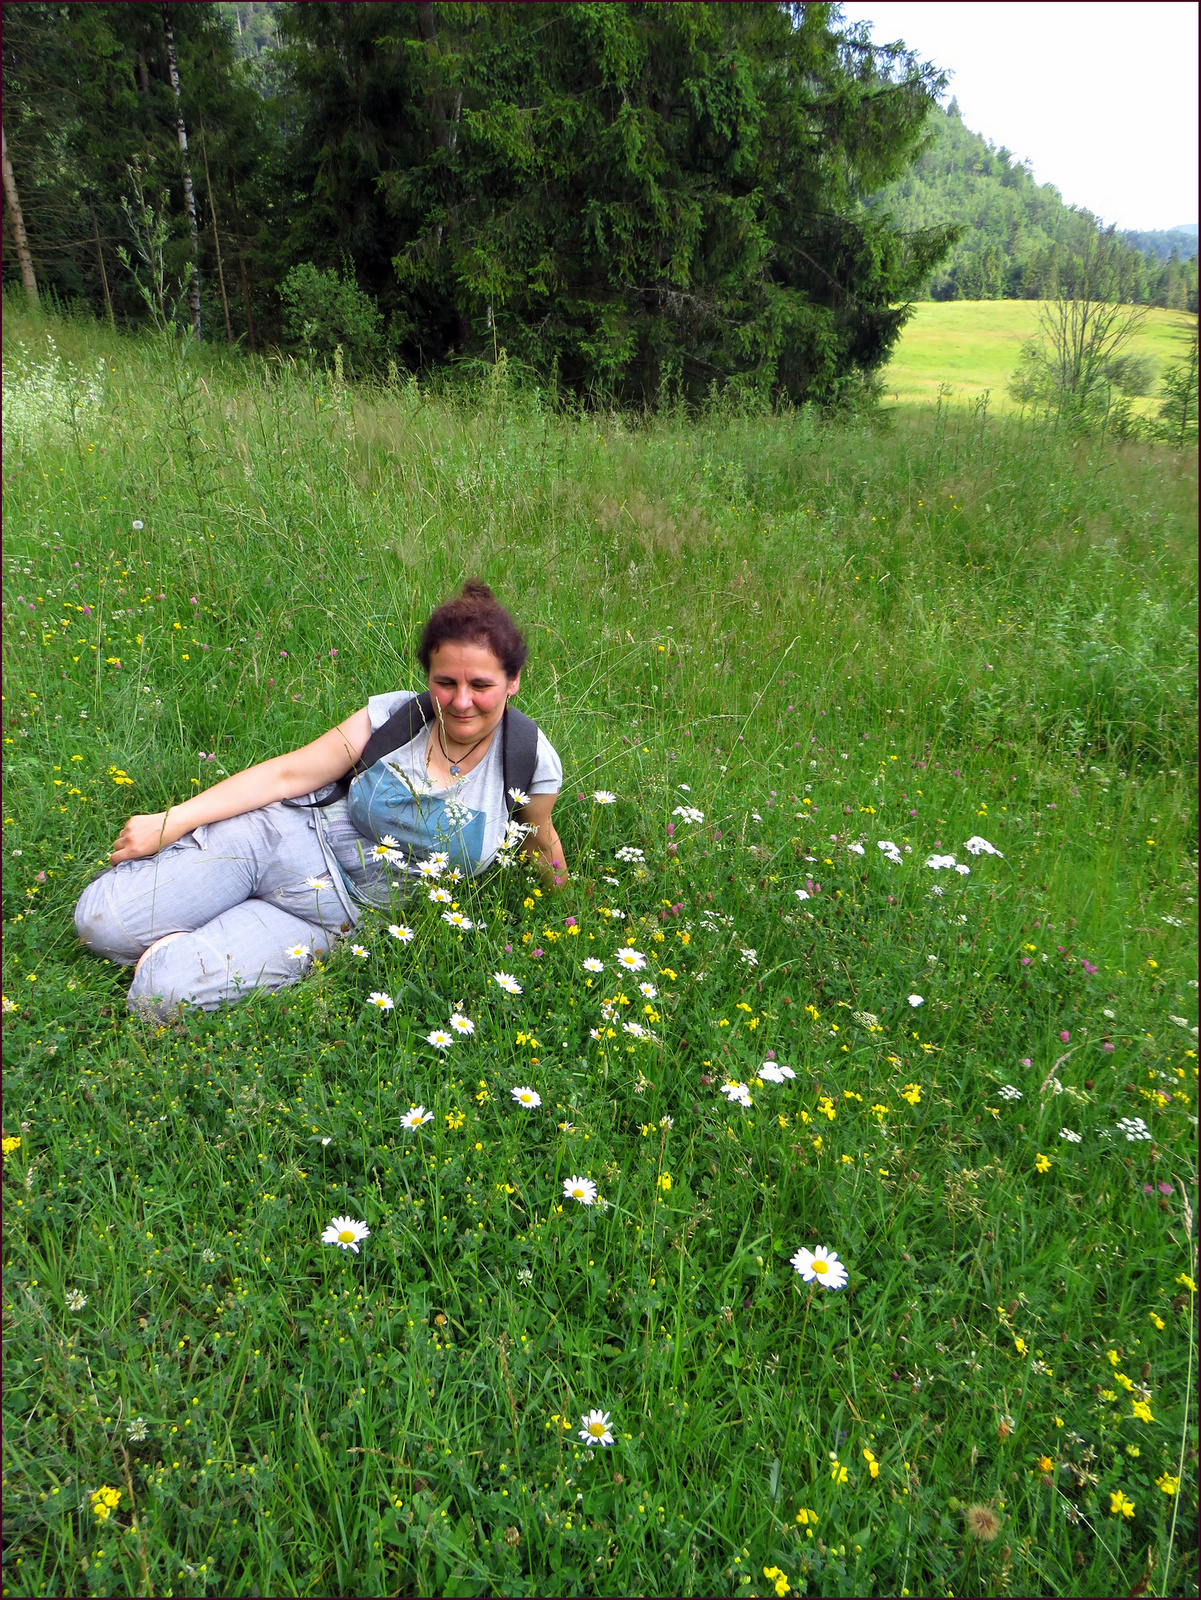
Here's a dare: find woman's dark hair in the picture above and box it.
[417,581,529,679]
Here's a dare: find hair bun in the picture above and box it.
[460,580,495,602]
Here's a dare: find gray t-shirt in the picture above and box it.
[318,691,563,907]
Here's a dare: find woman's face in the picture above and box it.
[427,640,518,745]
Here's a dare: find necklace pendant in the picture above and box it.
[449,762,461,777]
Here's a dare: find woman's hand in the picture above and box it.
[110,811,187,865]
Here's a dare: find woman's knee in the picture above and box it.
[74,874,142,965]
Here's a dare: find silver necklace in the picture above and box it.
[435,722,490,778]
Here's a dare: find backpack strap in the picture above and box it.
[501,704,541,817]
[306,691,436,807]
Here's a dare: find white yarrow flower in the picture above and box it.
[908,994,924,1008]
[1117,1117,1151,1141]
[672,805,705,824]
[877,840,904,864]
[720,1081,753,1107]
[998,1084,1022,1101]
[963,836,1003,857]
[1059,1128,1082,1143]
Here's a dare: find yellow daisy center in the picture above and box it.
[813,1259,828,1274]
[588,1421,606,1436]
[572,1187,584,1198]
[337,1230,355,1243]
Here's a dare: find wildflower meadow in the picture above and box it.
[2,302,1198,1598]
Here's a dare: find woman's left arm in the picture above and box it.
[516,793,569,888]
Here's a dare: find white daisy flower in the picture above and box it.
[285,944,310,961]
[493,971,523,994]
[400,1106,434,1130]
[615,948,647,972]
[428,887,452,904]
[790,1244,848,1290]
[350,945,370,959]
[584,957,605,973]
[507,787,531,807]
[366,992,394,1011]
[370,842,395,861]
[306,875,328,889]
[380,834,399,848]
[511,1086,542,1108]
[449,1013,475,1035]
[442,910,474,930]
[426,1029,454,1050]
[1059,1128,1082,1143]
[389,923,415,944]
[720,1081,752,1107]
[672,805,705,824]
[563,1175,597,1205]
[998,1085,1022,1101]
[623,1020,649,1040]
[638,982,658,999]
[908,994,924,1007]
[593,790,617,804]
[322,1216,370,1253]
[963,836,1003,857]
[579,1408,614,1446]
[590,1028,602,1040]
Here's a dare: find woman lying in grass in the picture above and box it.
[74,582,566,1020]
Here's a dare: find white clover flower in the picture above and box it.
[442,910,474,930]
[672,805,705,824]
[998,1085,1023,1101]
[389,923,415,944]
[366,992,394,1011]
[127,1417,149,1442]
[65,1288,88,1311]
[400,1106,434,1130]
[449,1013,475,1035]
[659,1114,673,1129]
[511,1085,542,1108]
[322,1216,370,1252]
[615,948,648,972]
[493,971,523,995]
[633,1071,650,1095]
[516,1266,534,1286]
[426,1029,454,1050]
[908,994,924,1008]
[584,957,605,973]
[507,786,531,807]
[963,836,1003,858]
[638,982,658,999]
[790,1245,848,1290]
[428,887,452,904]
[1059,1128,1082,1144]
[593,790,617,805]
[579,1407,614,1446]
[720,1081,752,1107]
[563,1175,597,1205]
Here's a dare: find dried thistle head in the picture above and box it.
[503,1526,521,1548]
[965,1503,1002,1542]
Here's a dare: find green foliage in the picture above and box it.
[871,101,1200,310]
[1155,331,1200,447]
[2,303,1198,1599]
[277,261,385,373]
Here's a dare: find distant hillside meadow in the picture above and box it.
[1,299,1198,1599]
[882,302,1198,414]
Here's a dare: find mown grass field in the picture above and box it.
[2,300,1198,1599]
[881,301,1197,415]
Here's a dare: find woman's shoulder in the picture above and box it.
[366,688,420,733]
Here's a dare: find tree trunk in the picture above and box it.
[199,120,233,345]
[90,198,115,328]
[2,123,39,307]
[227,174,257,353]
[161,3,203,339]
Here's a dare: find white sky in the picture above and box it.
[837,2,1199,232]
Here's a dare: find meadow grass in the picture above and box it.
[2,299,1198,1599]
[881,301,1197,415]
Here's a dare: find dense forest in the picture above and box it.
[871,100,1199,310]
[3,1,1194,402]
[1,0,961,404]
